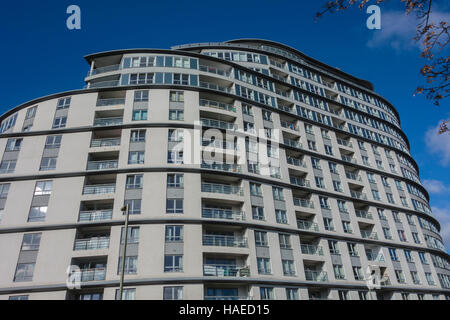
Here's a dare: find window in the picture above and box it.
[257,258,272,275]
[411,271,420,284]
[28,206,47,222]
[279,234,291,249]
[130,130,146,142]
[419,252,428,264]
[167,150,184,164]
[328,240,339,254]
[21,233,41,251]
[40,157,57,171]
[358,291,370,300]
[357,140,366,150]
[342,221,352,233]
[406,214,415,225]
[389,248,398,261]
[417,294,424,300]
[412,232,421,244]
[315,176,325,189]
[398,230,407,242]
[386,193,395,204]
[243,121,254,133]
[117,256,138,274]
[173,73,189,85]
[120,226,140,244]
[333,181,343,192]
[392,211,401,222]
[9,295,29,300]
[338,290,349,300]
[371,189,381,200]
[164,255,183,272]
[328,162,338,174]
[362,156,370,166]
[260,287,274,300]
[272,187,284,201]
[305,124,314,134]
[128,151,145,164]
[115,288,136,300]
[425,272,435,285]
[242,104,253,116]
[130,73,154,84]
[166,199,183,214]
[254,231,268,246]
[163,286,183,300]
[286,288,298,300]
[395,180,403,190]
[124,199,142,215]
[262,110,272,122]
[353,266,363,280]
[334,264,345,279]
[324,145,333,155]
[275,209,287,224]
[0,160,16,173]
[169,110,184,121]
[168,129,184,142]
[401,292,409,300]
[252,206,265,220]
[311,157,321,169]
[321,129,330,139]
[323,217,334,231]
[400,196,408,207]
[167,174,184,188]
[0,183,10,198]
[25,106,37,119]
[337,200,347,213]
[282,260,296,276]
[307,140,317,151]
[52,116,67,129]
[5,138,22,151]
[367,172,376,183]
[381,176,390,187]
[382,227,392,239]
[134,90,149,102]
[404,250,413,263]
[165,226,183,242]
[57,97,71,109]
[45,135,62,148]
[347,243,358,256]
[14,263,35,282]
[377,208,387,220]
[132,110,148,121]
[126,175,143,189]
[319,196,330,209]
[170,91,185,103]
[395,270,405,283]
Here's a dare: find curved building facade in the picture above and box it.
[0,39,449,300]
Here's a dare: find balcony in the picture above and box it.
[199,65,231,77]
[203,235,248,248]
[287,157,306,168]
[204,295,251,300]
[337,138,353,148]
[200,118,236,130]
[280,120,299,132]
[355,210,373,220]
[305,270,328,282]
[341,155,357,164]
[93,117,123,127]
[301,244,324,256]
[293,198,314,209]
[200,99,235,113]
[202,208,245,221]
[74,237,110,251]
[96,98,125,107]
[90,138,121,147]
[199,81,234,94]
[88,64,120,76]
[201,183,243,196]
[366,252,385,262]
[202,139,236,150]
[87,160,118,171]
[79,268,106,282]
[361,230,378,240]
[201,162,242,173]
[297,220,319,232]
[82,184,115,195]
[290,176,311,187]
[203,265,250,277]
[78,210,113,222]
[345,171,362,182]
[350,191,368,200]
[284,138,302,149]
[88,80,120,88]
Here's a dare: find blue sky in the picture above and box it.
[0,1,449,250]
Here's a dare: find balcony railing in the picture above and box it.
[199,99,235,112]
[201,183,243,196]
[301,244,324,256]
[90,138,121,147]
[203,265,250,277]
[341,155,357,164]
[87,160,118,171]
[202,235,248,247]
[202,139,236,150]
[205,296,251,300]
[202,208,245,221]
[284,138,302,149]
[88,80,120,88]
[305,270,328,282]
[88,64,121,76]
[345,171,362,182]
[355,210,373,219]
[200,118,236,130]
[82,184,116,195]
[293,198,314,208]
[350,191,368,200]
[74,237,110,251]
[361,230,378,240]
[199,65,231,77]
[201,162,242,173]
[78,210,113,222]
[290,176,310,187]
[93,117,123,127]
[79,268,106,282]
[199,81,234,94]
[366,252,385,262]
[286,157,306,168]
[297,220,319,232]
[337,138,353,148]
[96,98,125,106]
[280,120,299,131]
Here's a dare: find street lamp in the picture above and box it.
[118,204,130,300]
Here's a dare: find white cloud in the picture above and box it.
[423,179,450,194]
[431,206,450,251]
[425,121,450,166]
[367,9,450,52]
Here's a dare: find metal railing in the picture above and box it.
[79,268,106,282]
[88,80,120,88]
[200,118,236,130]
[199,81,234,94]
[199,65,231,77]
[280,120,299,131]
[341,155,357,164]
[201,183,243,196]
[345,171,362,181]
[297,220,319,232]
[78,210,113,222]
[90,138,121,147]
[293,198,314,208]
[201,162,242,173]
[355,210,373,219]
[199,99,235,112]
[361,230,378,240]
[337,138,353,148]
[284,138,302,149]
[87,160,118,171]
[82,184,116,195]
[205,296,251,300]
[366,252,385,262]
[74,237,110,251]
[203,265,250,277]
[202,208,245,221]
[201,139,236,150]
[290,176,310,187]
[96,98,126,106]
[286,157,306,168]
[301,244,324,256]
[93,117,123,127]
[202,235,248,247]
[88,64,121,76]
[305,270,328,282]
[350,190,368,200]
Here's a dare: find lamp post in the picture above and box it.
[118,204,130,300]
